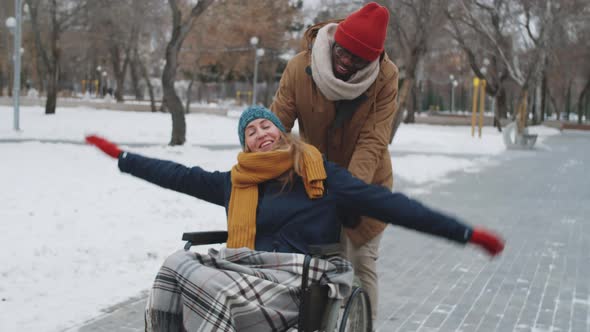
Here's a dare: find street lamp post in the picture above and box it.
[480,65,487,113]
[449,75,458,113]
[5,17,15,97]
[102,71,108,96]
[252,48,264,105]
[449,74,454,112]
[96,66,102,97]
[6,0,23,130]
[250,36,265,106]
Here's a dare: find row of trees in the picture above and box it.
[0,0,588,144]
[0,0,303,144]
[374,0,590,136]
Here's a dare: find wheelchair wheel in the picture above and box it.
[339,286,372,332]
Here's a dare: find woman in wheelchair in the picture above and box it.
[86,105,504,332]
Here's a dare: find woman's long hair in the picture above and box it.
[274,132,308,189]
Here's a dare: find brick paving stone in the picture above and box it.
[422,312,448,328]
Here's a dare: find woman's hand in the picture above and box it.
[85,135,123,159]
[469,228,505,257]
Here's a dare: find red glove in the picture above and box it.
[86,135,122,159]
[469,228,505,257]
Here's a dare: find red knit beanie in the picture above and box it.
[334,2,389,62]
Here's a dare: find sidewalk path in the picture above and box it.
[66,131,590,332]
[374,131,590,332]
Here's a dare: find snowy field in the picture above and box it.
[0,105,560,331]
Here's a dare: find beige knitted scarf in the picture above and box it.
[311,23,380,101]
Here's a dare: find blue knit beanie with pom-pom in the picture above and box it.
[238,105,286,148]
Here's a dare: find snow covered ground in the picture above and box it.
[0,105,560,331]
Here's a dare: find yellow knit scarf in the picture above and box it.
[227,143,326,249]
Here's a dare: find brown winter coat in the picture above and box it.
[270,22,399,246]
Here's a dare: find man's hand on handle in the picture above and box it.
[85,135,122,159]
[469,228,505,257]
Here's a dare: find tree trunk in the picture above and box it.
[138,55,157,112]
[403,52,425,125]
[389,77,412,142]
[404,79,420,124]
[162,41,185,144]
[165,83,186,145]
[35,50,45,93]
[115,74,125,102]
[533,83,542,125]
[45,69,58,114]
[540,71,547,122]
[548,90,560,121]
[160,96,167,113]
[492,98,501,132]
[110,44,130,103]
[496,85,508,119]
[493,85,508,131]
[7,67,12,97]
[516,88,529,134]
[577,78,590,125]
[129,58,143,100]
[565,81,571,121]
[185,76,194,114]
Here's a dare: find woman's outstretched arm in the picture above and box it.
[86,135,227,206]
[327,162,504,256]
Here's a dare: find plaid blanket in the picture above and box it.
[145,248,353,332]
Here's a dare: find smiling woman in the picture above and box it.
[237,105,286,152]
[246,119,281,152]
[244,119,282,152]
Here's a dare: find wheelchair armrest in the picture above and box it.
[182,231,228,250]
[307,243,342,257]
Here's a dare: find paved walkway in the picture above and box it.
[374,131,590,332]
[65,131,590,332]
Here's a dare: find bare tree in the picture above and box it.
[559,1,590,124]
[446,2,512,131]
[163,0,214,145]
[447,0,568,132]
[0,0,14,97]
[135,48,158,112]
[541,1,590,122]
[129,55,143,100]
[108,36,132,102]
[88,0,139,102]
[130,0,166,108]
[26,0,87,114]
[379,0,448,140]
[522,0,560,124]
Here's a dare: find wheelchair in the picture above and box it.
[182,231,373,332]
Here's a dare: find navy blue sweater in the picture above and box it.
[119,152,473,254]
